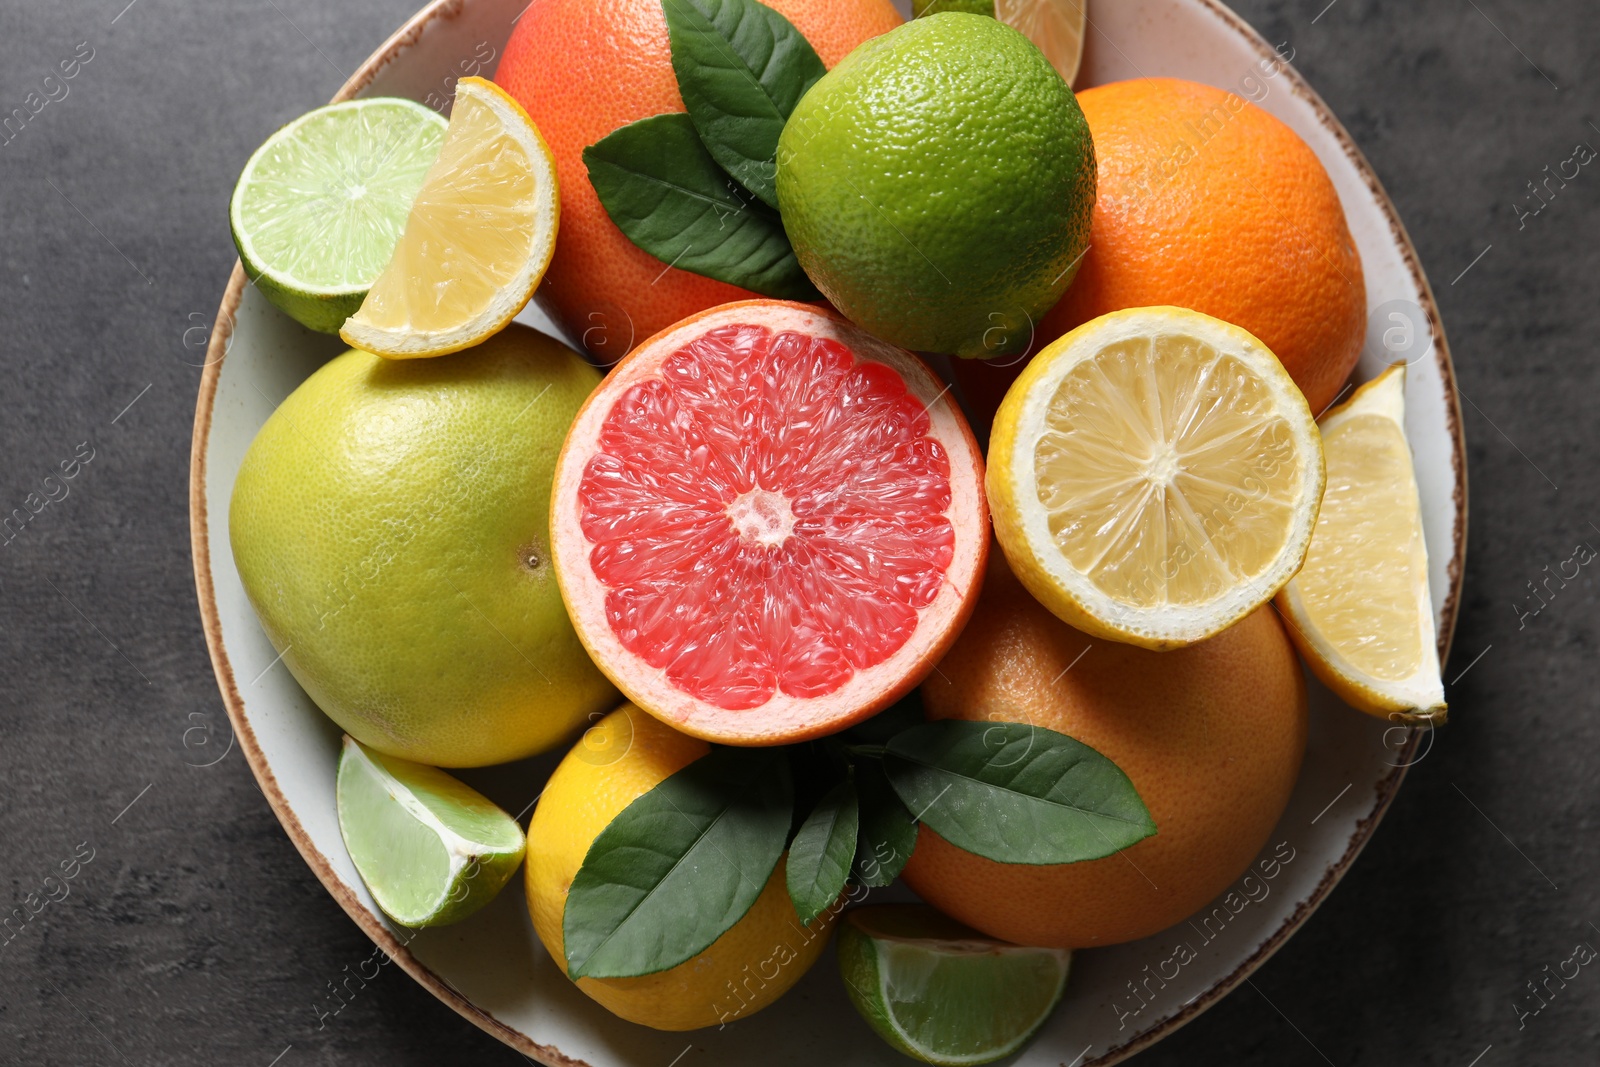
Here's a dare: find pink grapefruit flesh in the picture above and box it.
[551,301,988,745]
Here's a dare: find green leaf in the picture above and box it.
[563,745,793,979]
[786,778,858,925]
[840,692,928,749]
[786,740,850,844]
[662,0,827,208]
[853,760,918,888]
[885,721,1156,866]
[582,113,819,300]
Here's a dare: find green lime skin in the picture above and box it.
[777,13,1095,358]
[230,325,619,768]
[237,251,365,336]
[912,0,995,17]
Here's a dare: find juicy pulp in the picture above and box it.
[576,323,956,711]
[1033,332,1305,608]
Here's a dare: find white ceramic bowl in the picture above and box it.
[190,1,1467,1062]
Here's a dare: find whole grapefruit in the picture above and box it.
[902,550,1307,948]
[497,0,903,363]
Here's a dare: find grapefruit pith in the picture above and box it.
[550,301,988,745]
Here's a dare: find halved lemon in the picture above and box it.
[1276,364,1447,723]
[340,77,558,359]
[988,306,1325,649]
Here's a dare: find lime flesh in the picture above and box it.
[335,736,525,928]
[230,98,445,332]
[837,905,1071,1065]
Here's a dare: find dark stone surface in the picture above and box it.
[0,0,1594,1063]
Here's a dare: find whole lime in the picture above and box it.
[229,325,618,767]
[776,13,1094,358]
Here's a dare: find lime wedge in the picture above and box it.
[230,98,446,333]
[335,736,525,928]
[837,905,1071,1066]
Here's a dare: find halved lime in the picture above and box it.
[335,736,525,928]
[230,98,446,333]
[837,905,1072,1066]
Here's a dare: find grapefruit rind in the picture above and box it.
[551,301,987,745]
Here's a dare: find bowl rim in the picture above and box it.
[188,1,1469,1063]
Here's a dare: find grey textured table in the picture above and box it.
[1,0,1594,1063]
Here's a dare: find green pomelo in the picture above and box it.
[230,325,618,767]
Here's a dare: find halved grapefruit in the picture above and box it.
[550,301,988,745]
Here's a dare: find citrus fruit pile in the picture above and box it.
[224,0,1447,1061]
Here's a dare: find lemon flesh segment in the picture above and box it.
[335,736,526,928]
[1277,364,1446,723]
[990,307,1324,649]
[995,0,1087,87]
[340,77,559,358]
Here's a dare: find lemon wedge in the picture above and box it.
[988,306,1325,649]
[1276,364,1446,723]
[914,1,1086,87]
[995,0,1087,87]
[340,77,558,359]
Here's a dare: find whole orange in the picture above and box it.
[956,76,1365,432]
[497,0,902,363]
[902,551,1307,948]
